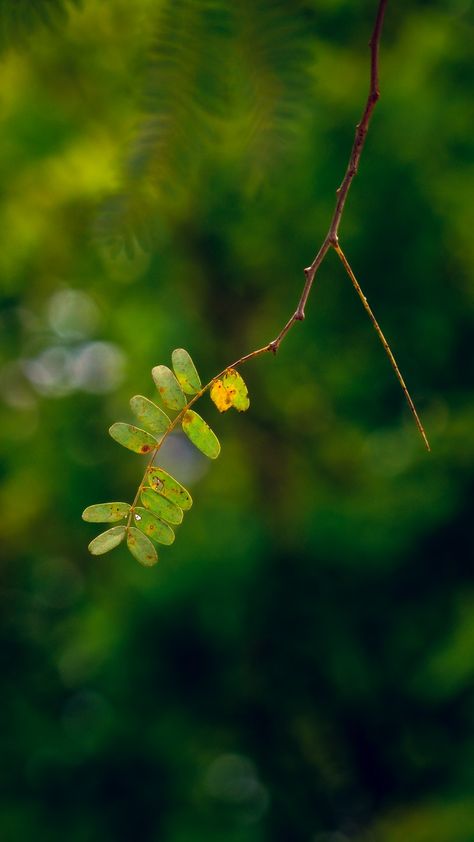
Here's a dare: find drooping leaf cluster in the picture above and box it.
[83,349,249,566]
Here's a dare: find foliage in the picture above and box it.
[83,349,246,565]
[0,1,473,841]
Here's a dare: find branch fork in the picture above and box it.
[227,0,430,451]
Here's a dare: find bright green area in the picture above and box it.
[0,1,473,841]
[148,467,193,511]
[87,525,126,555]
[132,506,175,545]
[152,364,187,411]
[182,409,221,460]
[172,348,202,395]
[126,525,158,567]
[222,369,250,412]
[141,487,183,525]
[109,421,157,454]
[129,394,171,436]
[82,502,130,523]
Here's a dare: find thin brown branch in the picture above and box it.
[269,0,389,345]
[334,244,430,451]
[228,0,428,450]
[149,0,427,453]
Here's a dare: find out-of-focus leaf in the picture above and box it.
[82,502,130,523]
[130,395,171,436]
[171,348,202,394]
[182,409,221,459]
[141,487,183,525]
[109,422,157,454]
[88,526,126,556]
[132,507,175,545]
[126,526,158,566]
[152,365,186,410]
[210,369,249,412]
[147,467,193,511]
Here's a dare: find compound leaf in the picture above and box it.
[132,507,175,545]
[147,467,193,511]
[182,409,220,459]
[82,502,130,523]
[88,526,126,556]
[141,487,183,525]
[109,422,158,454]
[127,526,158,566]
[171,348,202,395]
[152,365,186,410]
[130,395,171,436]
[211,368,250,412]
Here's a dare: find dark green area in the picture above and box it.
[0,1,473,840]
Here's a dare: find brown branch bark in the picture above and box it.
[269,0,389,348]
[230,0,429,450]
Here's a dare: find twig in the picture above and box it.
[270,0,389,345]
[334,244,430,451]
[237,0,428,450]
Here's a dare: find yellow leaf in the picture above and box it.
[210,379,235,412]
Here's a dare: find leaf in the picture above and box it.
[130,395,171,437]
[127,526,158,566]
[141,487,183,525]
[210,380,233,413]
[182,409,221,459]
[222,369,249,411]
[211,368,250,412]
[109,422,158,454]
[147,467,193,511]
[88,526,126,556]
[171,348,202,394]
[132,507,175,545]
[82,502,130,523]
[152,365,186,411]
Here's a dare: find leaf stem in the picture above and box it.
[126,344,271,526]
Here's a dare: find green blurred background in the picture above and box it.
[0,1,473,840]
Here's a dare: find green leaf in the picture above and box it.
[182,410,221,459]
[130,395,171,436]
[224,369,250,411]
[88,526,126,556]
[82,502,130,523]
[171,348,202,395]
[132,507,175,545]
[210,368,249,412]
[152,365,187,410]
[109,422,157,454]
[141,487,183,525]
[127,527,158,567]
[147,467,193,511]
